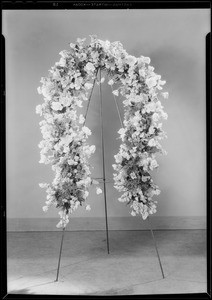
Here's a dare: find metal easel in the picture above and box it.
[55,67,165,281]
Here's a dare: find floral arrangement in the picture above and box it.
[36,35,168,227]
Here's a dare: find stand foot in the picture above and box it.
[148,217,165,279]
[55,227,65,282]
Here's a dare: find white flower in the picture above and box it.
[118,128,125,140]
[142,212,149,220]
[84,82,93,90]
[39,183,48,188]
[96,187,102,195]
[60,97,72,107]
[108,79,114,85]
[139,69,146,77]
[51,102,63,111]
[148,126,155,135]
[79,114,85,124]
[36,105,42,115]
[56,220,63,228]
[85,62,95,72]
[130,172,137,179]
[150,159,159,170]
[42,206,48,212]
[69,43,75,48]
[145,102,156,113]
[84,191,89,198]
[92,179,99,185]
[90,145,96,153]
[112,90,119,96]
[146,77,157,89]
[86,204,91,211]
[148,139,156,147]
[131,211,136,216]
[162,92,169,99]
[114,153,122,164]
[77,37,86,44]
[142,175,149,182]
[152,113,160,122]
[82,126,91,136]
[127,55,137,66]
[143,56,151,64]
[37,86,42,94]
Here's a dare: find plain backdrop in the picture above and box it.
[3,9,210,222]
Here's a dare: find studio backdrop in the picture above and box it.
[3,9,209,231]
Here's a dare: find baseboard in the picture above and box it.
[7,216,206,231]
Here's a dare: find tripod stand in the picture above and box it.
[55,68,165,282]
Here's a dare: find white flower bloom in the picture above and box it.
[92,179,99,185]
[84,191,89,198]
[108,79,114,85]
[36,104,42,115]
[39,183,48,188]
[77,37,86,44]
[142,175,149,182]
[139,69,146,77]
[114,153,122,164]
[51,102,63,111]
[148,139,156,147]
[162,92,169,99]
[143,57,151,64]
[69,43,75,48]
[89,145,96,153]
[145,102,156,113]
[37,86,42,94]
[42,206,48,212]
[142,212,149,220]
[60,97,72,107]
[82,126,91,136]
[130,172,137,179]
[85,62,95,73]
[146,76,157,89]
[56,220,63,228]
[79,114,85,124]
[84,82,93,90]
[131,211,136,216]
[150,159,159,170]
[96,187,102,195]
[148,126,155,135]
[86,204,91,211]
[112,90,119,96]
[127,55,137,66]
[152,113,160,122]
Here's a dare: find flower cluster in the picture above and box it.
[36,35,168,226]
[110,52,168,219]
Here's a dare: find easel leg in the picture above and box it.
[148,217,165,279]
[99,69,110,254]
[55,227,66,282]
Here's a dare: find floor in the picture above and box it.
[7,230,206,295]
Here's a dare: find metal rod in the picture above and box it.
[55,227,66,282]
[83,69,98,126]
[99,69,110,254]
[147,217,165,279]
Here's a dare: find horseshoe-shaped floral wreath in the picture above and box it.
[36,35,169,228]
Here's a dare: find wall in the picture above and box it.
[3,9,209,230]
